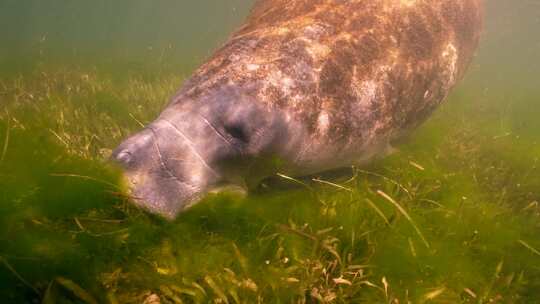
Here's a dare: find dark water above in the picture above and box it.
[0,0,539,303]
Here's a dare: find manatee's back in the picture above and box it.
[175,0,482,154]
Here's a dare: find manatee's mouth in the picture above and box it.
[124,170,202,219]
[130,131,201,218]
[113,122,218,219]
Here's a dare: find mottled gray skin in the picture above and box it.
[113,0,483,219]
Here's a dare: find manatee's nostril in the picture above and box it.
[114,150,133,165]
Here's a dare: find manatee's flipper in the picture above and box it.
[382,143,399,157]
[208,184,248,198]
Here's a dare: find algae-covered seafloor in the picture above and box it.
[1,0,540,303]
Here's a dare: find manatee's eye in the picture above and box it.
[224,123,249,143]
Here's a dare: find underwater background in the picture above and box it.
[1,0,539,303]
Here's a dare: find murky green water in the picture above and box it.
[1,0,539,303]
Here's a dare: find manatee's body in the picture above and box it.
[113,0,483,219]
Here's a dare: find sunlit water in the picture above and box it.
[1,0,539,303]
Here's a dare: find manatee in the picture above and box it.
[112,0,483,219]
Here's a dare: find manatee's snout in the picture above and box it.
[112,86,300,219]
[112,128,154,169]
[112,118,222,219]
